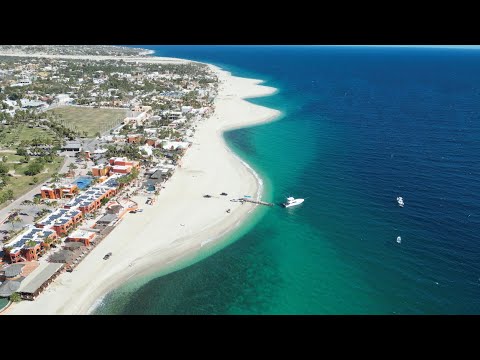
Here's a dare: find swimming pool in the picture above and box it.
[74,176,93,190]
[0,298,8,312]
[147,185,155,192]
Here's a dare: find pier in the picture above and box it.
[240,198,275,207]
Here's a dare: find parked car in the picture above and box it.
[103,252,112,260]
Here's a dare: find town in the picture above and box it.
[0,46,218,309]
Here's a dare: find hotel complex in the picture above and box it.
[1,160,138,300]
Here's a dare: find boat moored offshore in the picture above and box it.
[282,196,305,208]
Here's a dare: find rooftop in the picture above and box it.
[67,229,96,239]
[18,262,64,294]
[5,225,56,254]
[37,209,81,227]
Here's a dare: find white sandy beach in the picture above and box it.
[6,63,280,315]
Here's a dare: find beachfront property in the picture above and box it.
[2,225,58,263]
[64,187,116,214]
[161,141,191,151]
[109,157,140,175]
[63,175,120,214]
[36,208,83,236]
[104,198,138,219]
[66,229,96,246]
[40,183,79,200]
[17,262,64,300]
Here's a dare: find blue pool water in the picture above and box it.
[74,176,93,190]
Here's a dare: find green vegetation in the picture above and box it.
[47,106,126,137]
[0,125,56,147]
[117,167,139,185]
[0,156,63,210]
[9,292,21,303]
[25,160,44,176]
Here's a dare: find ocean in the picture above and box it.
[94,46,480,314]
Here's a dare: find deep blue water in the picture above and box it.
[96,46,480,314]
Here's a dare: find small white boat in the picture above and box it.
[396,236,402,244]
[397,196,404,207]
[282,196,304,208]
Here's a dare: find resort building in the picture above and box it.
[2,225,58,263]
[64,176,119,214]
[40,183,79,199]
[35,209,83,236]
[109,157,140,175]
[66,229,96,246]
[92,164,111,177]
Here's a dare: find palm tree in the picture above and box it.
[33,196,42,213]
[8,214,22,231]
[51,172,60,183]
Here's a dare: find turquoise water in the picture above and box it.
[0,298,8,311]
[95,46,480,314]
[75,176,92,190]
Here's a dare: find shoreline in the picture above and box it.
[5,59,281,315]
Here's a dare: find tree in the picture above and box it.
[24,162,43,176]
[51,173,60,183]
[32,176,39,184]
[2,155,7,163]
[5,189,13,200]
[0,163,8,175]
[10,292,21,302]
[8,214,22,230]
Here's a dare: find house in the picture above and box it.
[127,134,143,144]
[139,144,153,157]
[55,94,73,104]
[145,138,157,147]
[2,226,58,263]
[36,209,83,236]
[161,141,190,151]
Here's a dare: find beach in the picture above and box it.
[6,64,280,315]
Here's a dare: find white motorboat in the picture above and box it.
[397,196,404,207]
[282,196,304,208]
[396,236,402,244]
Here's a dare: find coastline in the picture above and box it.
[5,61,281,315]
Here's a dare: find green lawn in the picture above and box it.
[47,106,127,137]
[0,156,64,210]
[0,125,56,146]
